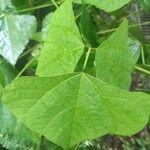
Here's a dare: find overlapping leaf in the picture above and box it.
[0,14,37,65]
[0,58,18,86]
[2,73,150,149]
[36,0,84,77]
[0,58,39,150]
[0,0,14,11]
[0,101,39,150]
[74,0,131,12]
[96,19,134,89]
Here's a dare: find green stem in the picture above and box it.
[15,0,63,13]
[0,13,5,19]
[15,57,36,79]
[97,21,150,34]
[134,65,150,75]
[18,44,41,59]
[51,0,59,8]
[141,46,145,65]
[16,3,53,13]
[82,48,92,71]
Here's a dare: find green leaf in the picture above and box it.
[74,0,131,12]
[128,37,141,63]
[0,0,14,11]
[96,19,134,89]
[0,101,39,150]
[42,13,53,40]
[0,14,37,65]
[0,58,38,149]
[80,8,97,47]
[36,0,84,77]
[2,73,150,149]
[0,58,18,87]
[138,0,150,10]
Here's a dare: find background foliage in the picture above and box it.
[0,0,150,149]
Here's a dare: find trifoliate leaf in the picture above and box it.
[2,73,150,149]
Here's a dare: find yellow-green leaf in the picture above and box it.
[36,0,84,77]
[96,19,134,89]
[2,73,150,149]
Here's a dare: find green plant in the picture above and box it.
[1,0,150,149]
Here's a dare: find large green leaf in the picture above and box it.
[96,19,134,89]
[0,14,37,65]
[36,0,84,77]
[2,73,150,149]
[74,0,131,12]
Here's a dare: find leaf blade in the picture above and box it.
[2,73,150,148]
[96,19,134,89]
[36,0,84,77]
[74,0,131,12]
[0,14,37,65]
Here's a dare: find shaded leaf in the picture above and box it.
[36,0,84,77]
[0,0,14,11]
[2,73,150,149]
[0,58,39,150]
[0,58,18,87]
[129,37,141,63]
[0,101,39,150]
[74,0,131,12]
[42,12,53,40]
[0,14,37,65]
[80,8,97,47]
[96,19,134,89]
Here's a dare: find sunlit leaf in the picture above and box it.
[36,0,84,77]
[2,73,150,149]
[96,19,134,89]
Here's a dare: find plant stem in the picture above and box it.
[16,3,53,13]
[51,0,59,8]
[15,0,63,13]
[134,65,150,75]
[75,5,91,20]
[82,48,92,71]
[0,13,5,19]
[15,57,36,79]
[97,21,150,34]
[40,136,45,150]
[141,46,145,65]
[18,44,41,59]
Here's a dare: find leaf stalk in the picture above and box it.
[82,47,92,71]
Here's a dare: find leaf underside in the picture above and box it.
[0,14,37,65]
